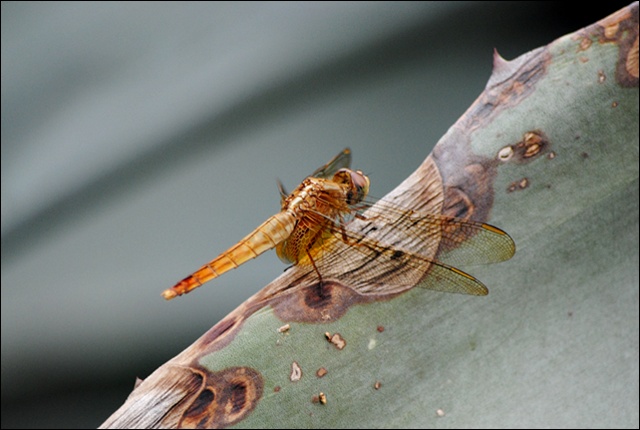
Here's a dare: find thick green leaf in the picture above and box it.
[102,4,638,428]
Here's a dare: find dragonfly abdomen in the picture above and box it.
[162,211,296,300]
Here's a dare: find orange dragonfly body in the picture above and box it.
[162,149,515,300]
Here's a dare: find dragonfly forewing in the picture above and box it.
[294,198,514,296]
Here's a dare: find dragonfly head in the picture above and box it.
[334,168,370,205]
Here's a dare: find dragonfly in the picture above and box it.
[162,148,515,300]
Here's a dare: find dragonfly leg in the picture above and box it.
[305,247,331,296]
[339,219,367,248]
[305,248,323,282]
[283,264,294,273]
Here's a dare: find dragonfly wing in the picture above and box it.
[276,179,288,204]
[311,148,352,179]
[277,148,351,198]
[299,201,511,296]
[430,217,515,266]
[414,261,488,295]
[307,228,489,296]
[354,203,515,267]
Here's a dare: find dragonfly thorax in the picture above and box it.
[275,168,370,265]
[281,168,370,214]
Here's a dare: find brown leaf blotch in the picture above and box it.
[178,366,263,429]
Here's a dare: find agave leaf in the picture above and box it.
[102,4,638,428]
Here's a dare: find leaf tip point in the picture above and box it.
[492,48,510,73]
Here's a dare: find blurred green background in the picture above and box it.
[1,2,632,428]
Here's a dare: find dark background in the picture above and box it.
[1,2,631,428]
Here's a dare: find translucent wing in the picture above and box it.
[311,148,352,179]
[278,148,352,199]
[297,196,515,296]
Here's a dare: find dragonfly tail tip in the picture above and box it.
[161,289,178,300]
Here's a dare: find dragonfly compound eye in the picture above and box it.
[350,170,370,203]
[334,168,370,205]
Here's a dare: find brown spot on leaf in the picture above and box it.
[325,332,346,350]
[604,22,620,40]
[277,324,290,333]
[431,153,497,256]
[580,2,639,87]
[374,381,382,390]
[274,386,281,393]
[377,325,385,333]
[547,151,556,160]
[579,37,593,52]
[507,178,530,193]
[195,314,245,356]
[598,70,606,83]
[319,392,327,405]
[521,131,546,158]
[290,361,302,382]
[184,388,215,418]
[316,367,328,378]
[296,283,326,308]
[178,366,263,429]
[497,145,514,161]
[441,186,476,222]
[626,36,639,81]
[502,130,549,164]
[269,280,390,323]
